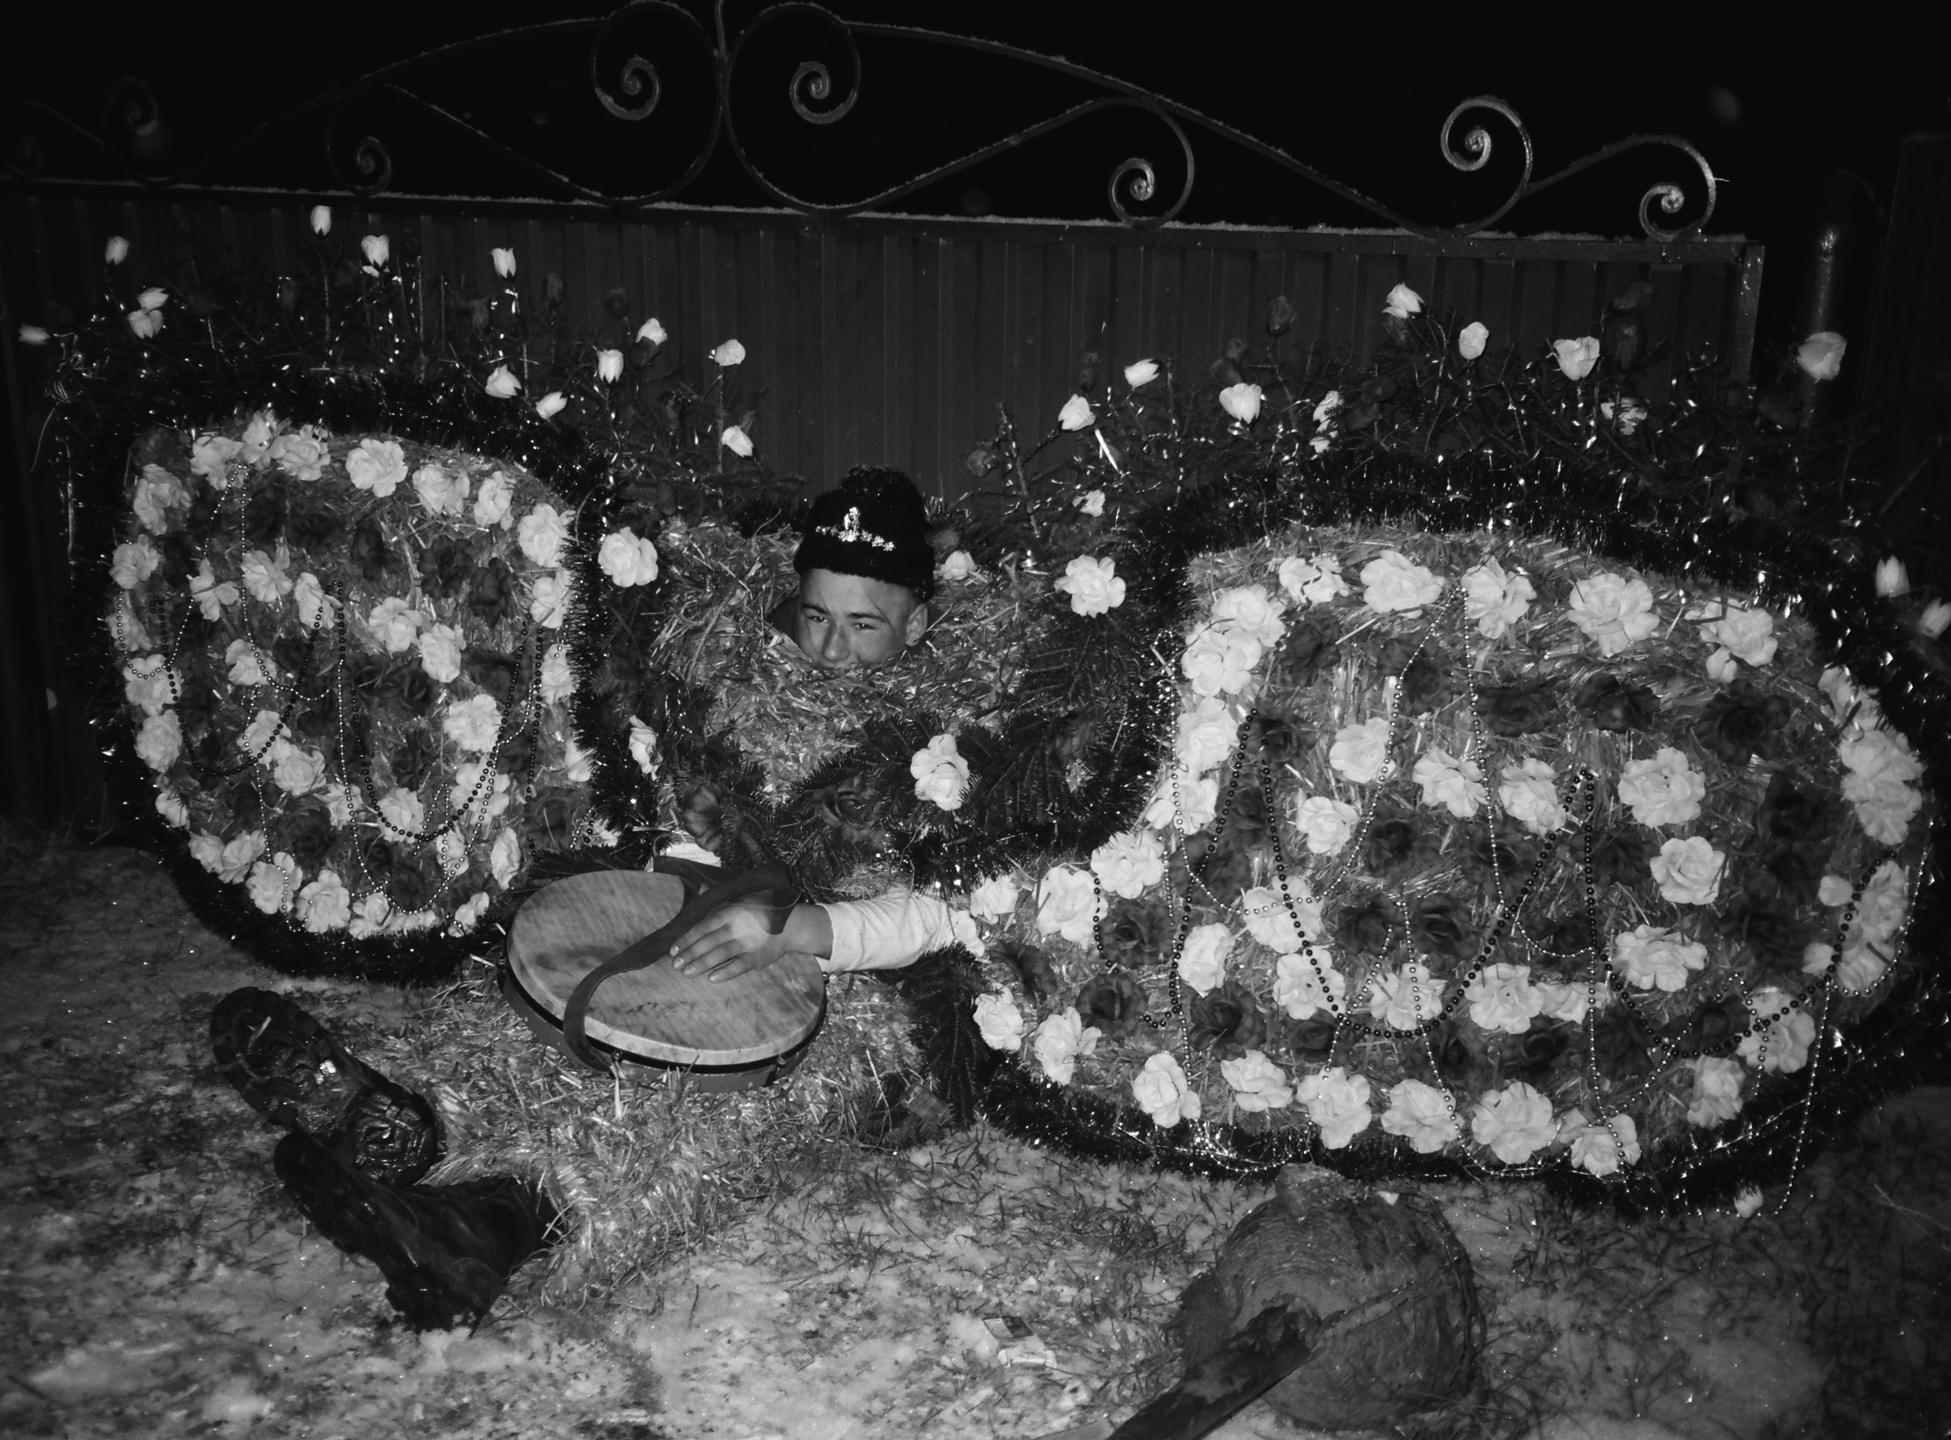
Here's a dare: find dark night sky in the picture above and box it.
[6,1,1945,335]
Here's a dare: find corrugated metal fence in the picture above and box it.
[0,186,1762,826]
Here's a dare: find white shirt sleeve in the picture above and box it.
[819,889,971,973]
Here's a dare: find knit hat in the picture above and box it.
[793,467,936,602]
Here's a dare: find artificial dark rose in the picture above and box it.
[1430,1021,1480,1086]
[345,654,387,697]
[223,778,263,828]
[1377,637,1449,714]
[1280,618,1341,682]
[1677,997,1745,1056]
[1756,773,1834,847]
[1590,1007,1656,1081]
[363,836,397,877]
[389,665,438,717]
[498,726,536,777]
[182,485,223,542]
[994,939,1061,1003]
[284,495,339,546]
[1469,821,1537,879]
[391,727,438,791]
[1756,844,1823,905]
[1696,680,1792,766]
[679,782,725,851]
[190,727,229,771]
[1076,971,1149,1039]
[1574,672,1659,732]
[1720,899,1808,971]
[1412,894,1474,962]
[1103,902,1167,968]
[418,539,472,600]
[349,517,392,581]
[390,850,440,913]
[1180,840,1255,905]
[809,773,883,838]
[468,556,517,627]
[527,788,577,844]
[290,698,337,741]
[276,804,336,869]
[1477,679,1559,736]
[242,483,287,546]
[1048,711,1096,768]
[1334,896,1395,956]
[1187,982,1267,1059]
[1218,785,1270,851]
[464,648,521,707]
[1528,912,1597,965]
[173,681,218,734]
[1281,1015,1339,1059]
[1510,1022,1572,1083]
[1247,711,1310,768]
[1589,828,1651,887]
[157,531,197,586]
[272,632,313,680]
[1365,817,1420,874]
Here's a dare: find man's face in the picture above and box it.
[793,568,928,669]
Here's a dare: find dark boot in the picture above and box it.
[274,1131,560,1331]
[211,987,442,1186]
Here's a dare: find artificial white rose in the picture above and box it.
[1176,696,1239,776]
[269,427,330,481]
[1055,555,1125,616]
[1498,758,1564,836]
[711,337,746,367]
[489,827,523,888]
[1600,397,1648,434]
[123,655,175,716]
[1272,950,1345,1019]
[1296,1066,1372,1148]
[1552,335,1601,380]
[1209,584,1287,648]
[444,693,502,753]
[127,306,165,339]
[637,317,667,345]
[1686,1056,1745,1127]
[1534,978,1601,1025]
[1838,725,1923,785]
[1131,1052,1201,1128]
[1221,1050,1294,1112]
[155,789,189,828]
[111,536,161,589]
[1144,767,1219,833]
[216,831,268,884]
[105,235,129,265]
[132,464,189,533]
[1294,795,1360,855]
[973,991,1026,1052]
[560,734,594,785]
[309,206,331,235]
[518,504,570,567]
[1074,488,1106,518]
[360,234,390,267]
[473,469,515,528]
[412,463,469,517]
[1611,923,1708,991]
[1218,382,1263,423]
[628,716,658,775]
[189,832,226,873]
[1360,549,1444,613]
[272,744,327,797]
[449,892,492,935]
[1563,1112,1641,1177]
[451,762,512,822]
[1328,718,1393,784]
[1031,1008,1099,1085]
[417,623,464,684]
[1567,572,1659,656]
[484,365,522,399]
[1697,602,1777,666]
[110,594,152,651]
[530,570,572,629]
[1649,836,1724,906]
[347,891,393,940]
[1920,600,1951,639]
[291,572,336,632]
[135,710,183,772]
[1241,883,1320,951]
[1874,556,1909,597]
[298,870,351,933]
[236,410,280,465]
[346,438,407,498]
[1383,283,1423,319]
[535,391,568,421]
[491,246,516,278]
[240,546,295,605]
[1177,923,1235,996]
[189,433,244,486]
[1091,831,1165,899]
[595,348,624,383]
[1124,358,1160,388]
[1368,961,1445,1031]
[1466,963,1544,1034]
[968,873,1022,922]
[224,637,267,687]
[1737,989,1816,1074]
[367,596,424,654]
[910,732,971,811]
[599,528,660,587]
[1796,331,1845,382]
[1412,748,1485,819]
[377,787,426,841]
[1035,864,1103,945]
[1457,321,1489,359]
[938,550,978,582]
[1460,557,1535,639]
[17,324,49,345]
[247,853,300,915]
[1616,747,1706,828]
[1180,624,1261,697]
[1469,1081,1558,1163]
[1057,393,1095,431]
[539,643,575,705]
[1382,1079,1463,1154]
[719,424,755,458]
[237,709,287,756]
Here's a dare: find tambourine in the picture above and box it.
[502,865,827,1093]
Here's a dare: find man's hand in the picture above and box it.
[668,902,791,983]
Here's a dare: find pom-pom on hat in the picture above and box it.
[794,467,936,602]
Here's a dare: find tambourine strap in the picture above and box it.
[560,864,797,1071]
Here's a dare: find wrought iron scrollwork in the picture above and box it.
[2,0,1720,239]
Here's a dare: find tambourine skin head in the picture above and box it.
[506,871,827,1082]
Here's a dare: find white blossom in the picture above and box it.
[1563,1111,1641,1177]
[1457,321,1488,360]
[1090,830,1165,899]
[530,570,572,629]
[1034,865,1103,946]
[711,337,746,367]
[1796,331,1846,382]
[345,438,407,498]
[1055,556,1125,616]
[1497,758,1564,836]
[540,644,576,705]
[1031,1008,1099,1084]
[1294,794,1360,855]
[1221,1051,1293,1112]
[1328,717,1393,784]
[1368,961,1445,1031]
[473,469,515,528]
[484,365,522,400]
[1466,963,1544,1034]
[1218,382,1263,423]
[1552,336,1601,380]
[367,596,424,654]
[1177,923,1235,996]
[417,622,464,684]
[1360,549,1444,613]
[1470,1082,1558,1163]
[1687,1056,1745,1127]
[1737,988,1816,1074]
[1297,1066,1372,1148]
[518,504,570,567]
[1413,748,1485,819]
[411,463,469,517]
[1131,1052,1201,1128]
[444,694,502,753]
[1273,950,1345,1019]
[1382,1079,1462,1154]
[135,710,183,771]
[1616,747,1706,828]
[1649,836,1725,906]
[968,873,1021,922]
[628,716,658,775]
[111,537,161,589]
[1057,393,1095,431]
[1567,571,1659,656]
[1123,358,1159,388]
[1611,924,1708,991]
[973,991,1026,1052]
[1460,558,1535,639]
[910,732,971,811]
[1276,553,1350,607]
[599,528,660,587]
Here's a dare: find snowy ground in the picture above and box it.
[3,841,1947,1439]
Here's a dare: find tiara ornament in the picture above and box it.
[815,505,896,552]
